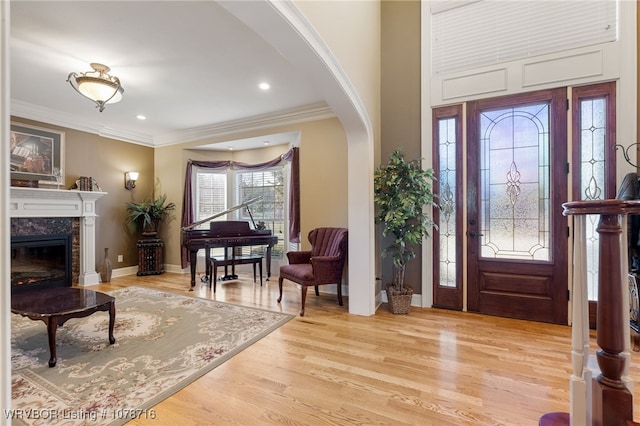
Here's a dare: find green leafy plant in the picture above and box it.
[125,194,176,235]
[374,148,438,290]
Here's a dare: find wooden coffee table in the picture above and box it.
[11,287,116,367]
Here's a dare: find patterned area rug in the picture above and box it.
[10,286,293,426]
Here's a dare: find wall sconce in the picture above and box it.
[124,171,139,190]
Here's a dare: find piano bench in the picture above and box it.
[208,255,263,292]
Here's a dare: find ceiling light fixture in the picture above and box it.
[67,63,124,112]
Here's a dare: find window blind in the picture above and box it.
[431,0,618,76]
[195,171,227,228]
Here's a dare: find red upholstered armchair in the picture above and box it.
[278,227,348,316]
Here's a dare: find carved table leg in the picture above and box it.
[46,317,59,368]
[108,300,116,345]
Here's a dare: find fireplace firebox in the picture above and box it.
[11,234,72,293]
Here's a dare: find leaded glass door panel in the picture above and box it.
[467,89,568,324]
[571,82,617,329]
[433,105,463,310]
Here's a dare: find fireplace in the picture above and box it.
[11,234,72,293]
[10,187,107,286]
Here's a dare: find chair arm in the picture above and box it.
[286,250,312,264]
[311,256,344,284]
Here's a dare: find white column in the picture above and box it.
[78,215,99,285]
[77,191,104,285]
[570,215,591,426]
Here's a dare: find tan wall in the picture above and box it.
[298,120,349,239]
[10,117,155,272]
[380,0,422,291]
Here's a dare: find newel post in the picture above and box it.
[590,205,632,424]
[540,199,640,426]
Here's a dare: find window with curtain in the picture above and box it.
[235,168,286,258]
[180,147,299,269]
[192,166,287,259]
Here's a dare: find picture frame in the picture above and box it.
[10,122,65,187]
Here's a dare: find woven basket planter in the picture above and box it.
[385,285,413,314]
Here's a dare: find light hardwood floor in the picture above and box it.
[92,272,640,425]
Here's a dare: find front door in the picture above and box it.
[466,88,568,324]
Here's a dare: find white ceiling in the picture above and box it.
[9,1,332,149]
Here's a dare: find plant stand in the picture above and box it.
[137,238,164,276]
[386,285,413,314]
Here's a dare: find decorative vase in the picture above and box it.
[100,247,113,283]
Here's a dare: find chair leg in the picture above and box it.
[277,277,284,303]
[258,259,263,286]
[300,286,308,316]
[337,281,343,306]
[314,285,319,296]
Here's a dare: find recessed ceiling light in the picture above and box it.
[228,147,233,151]
[136,115,146,120]
[263,141,270,145]
[258,82,270,90]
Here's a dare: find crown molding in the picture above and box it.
[152,102,335,146]
[10,99,334,147]
[10,100,156,146]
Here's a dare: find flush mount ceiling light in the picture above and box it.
[67,63,124,112]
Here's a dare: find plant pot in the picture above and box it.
[385,285,413,314]
[142,219,159,238]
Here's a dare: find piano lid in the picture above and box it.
[182,197,261,231]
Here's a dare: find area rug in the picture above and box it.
[10,286,294,426]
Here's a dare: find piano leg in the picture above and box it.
[201,246,212,284]
[189,249,197,290]
[266,245,273,280]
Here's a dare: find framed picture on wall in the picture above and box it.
[10,122,64,187]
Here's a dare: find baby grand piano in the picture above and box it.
[181,198,278,290]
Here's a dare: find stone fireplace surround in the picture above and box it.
[10,187,107,286]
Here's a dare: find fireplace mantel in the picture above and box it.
[10,187,106,218]
[10,187,107,285]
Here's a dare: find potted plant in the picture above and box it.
[374,148,438,314]
[125,194,176,237]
